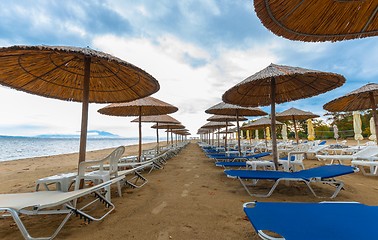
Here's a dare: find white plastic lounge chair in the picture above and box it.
[277,151,306,172]
[306,144,328,156]
[316,146,378,165]
[224,165,358,198]
[351,156,378,176]
[243,201,378,240]
[74,146,125,200]
[0,176,123,240]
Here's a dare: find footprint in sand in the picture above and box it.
[181,189,189,197]
[184,182,193,187]
[194,174,200,178]
[185,169,192,172]
[157,230,171,240]
[151,201,167,215]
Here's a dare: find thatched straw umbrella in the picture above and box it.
[0,45,160,167]
[276,107,319,144]
[201,121,235,147]
[241,117,283,147]
[131,115,180,153]
[222,63,345,168]
[323,83,378,145]
[253,0,378,42]
[98,97,178,161]
[207,115,248,148]
[152,123,185,146]
[168,129,190,143]
[205,102,267,155]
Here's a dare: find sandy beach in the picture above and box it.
[1,140,378,239]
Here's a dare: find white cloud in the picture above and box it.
[90,33,283,136]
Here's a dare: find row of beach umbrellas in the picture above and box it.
[0,46,191,173]
[200,63,378,169]
[199,1,378,168]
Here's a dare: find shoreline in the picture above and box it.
[0,141,160,194]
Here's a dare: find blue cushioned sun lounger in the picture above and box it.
[211,152,271,161]
[225,165,357,198]
[215,161,249,168]
[243,201,378,240]
[215,152,272,168]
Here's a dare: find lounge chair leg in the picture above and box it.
[4,207,73,240]
[125,172,148,189]
[305,179,344,199]
[239,178,279,198]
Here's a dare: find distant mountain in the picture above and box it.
[35,130,121,139]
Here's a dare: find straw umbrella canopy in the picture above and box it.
[276,107,319,144]
[333,125,340,142]
[241,117,283,147]
[205,102,267,154]
[131,115,180,153]
[265,127,271,140]
[201,121,234,147]
[152,123,185,146]
[0,45,160,167]
[98,97,178,161]
[307,119,315,141]
[207,115,248,148]
[353,111,364,145]
[253,0,378,42]
[255,129,259,141]
[370,117,377,141]
[323,83,378,146]
[282,123,288,142]
[222,63,345,168]
[241,117,283,129]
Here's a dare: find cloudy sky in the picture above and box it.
[0,1,376,138]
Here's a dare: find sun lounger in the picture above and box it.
[0,176,123,240]
[351,156,378,176]
[224,165,358,198]
[214,152,271,167]
[243,201,378,240]
[211,152,271,162]
[316,146,378,165]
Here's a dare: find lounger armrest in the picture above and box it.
[356,156,378,161]
[288,151,306,155]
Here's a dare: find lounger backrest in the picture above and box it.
[354,146,378,158]
[107,146,126,176]
[77,146,125,177]
[296,165,356,180]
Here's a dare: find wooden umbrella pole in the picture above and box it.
[156,122,160,153]
[264,128,267,147]
[271,77,278,169]
[236,110,242,156]
[78,56,91,189]
[292,116,299,144]
[369,92,378,145]
[217,127,220,147]
[79,56,91,165]
[138,106,142,162]
[167,127,169,145]
[225,120,229,152]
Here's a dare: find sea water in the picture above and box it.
[0,137,158,162]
